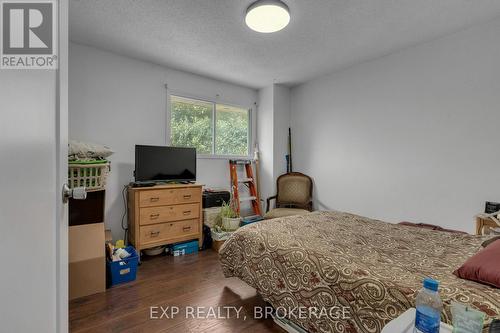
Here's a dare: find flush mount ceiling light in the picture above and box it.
[245,0,290,33]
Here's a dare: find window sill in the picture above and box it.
[197,154,252,160]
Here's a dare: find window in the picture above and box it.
[215,104,249,156]
[170,95,250,156]
[170,96,213,154]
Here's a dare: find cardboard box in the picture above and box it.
[69,222,105,300]
[69,223,105,261]
[69,257,105,300]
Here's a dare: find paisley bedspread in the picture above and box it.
[219,211,500,333]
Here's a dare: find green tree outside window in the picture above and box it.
[171,95,249,156]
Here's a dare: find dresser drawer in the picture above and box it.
[139,203,200,226]
[139,188,201,207]
[139,219,199,245]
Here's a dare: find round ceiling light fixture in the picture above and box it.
[245,0,290,33]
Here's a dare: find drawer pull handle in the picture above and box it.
[150,231,160,237]
[183,211,191,215]
[183,194,192,199]
[150,197,160,202]
[150,213,160,219]
[183,226,191,231]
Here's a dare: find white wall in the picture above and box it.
[257,85,274,203]
[273,85,291,178]
[291,18,500,233]
[69,43,258,239]
[257,84,291,208]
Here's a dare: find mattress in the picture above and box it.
[219,211,500,333]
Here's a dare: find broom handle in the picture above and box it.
[288,128,293,172]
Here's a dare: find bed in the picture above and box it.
[219,211,500,333]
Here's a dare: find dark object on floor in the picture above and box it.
[202,190,230,208]
[107,246,139,287]
[490,320,500,333]
[398,221,468,234]
[202,224,212,250]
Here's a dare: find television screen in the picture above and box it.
[135,145,196,182]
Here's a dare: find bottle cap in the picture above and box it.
[423,277,439,292]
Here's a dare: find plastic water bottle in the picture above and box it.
[414,278,443,333]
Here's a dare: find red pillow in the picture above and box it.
[454,239,500,288]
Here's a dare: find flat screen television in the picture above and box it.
[134,145,196,182]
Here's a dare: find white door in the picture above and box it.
[0,1,68,332]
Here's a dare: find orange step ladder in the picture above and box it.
[229,160,262,217]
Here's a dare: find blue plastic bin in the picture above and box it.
[169,240,199,256]
[106,246,139,287]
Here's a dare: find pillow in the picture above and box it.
[454,239,500,288]
[482,236,500,248]
[69,140,113,160]
[398,221,467,234]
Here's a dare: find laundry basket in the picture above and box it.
[68,161,110,191]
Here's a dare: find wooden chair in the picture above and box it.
[264,172,313,219]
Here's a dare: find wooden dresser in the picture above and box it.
[128,183,203,252]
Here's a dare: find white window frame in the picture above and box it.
[166,90,254,160]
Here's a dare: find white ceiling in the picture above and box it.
[69,0,500,89]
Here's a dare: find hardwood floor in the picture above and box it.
[69,250,284,333]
